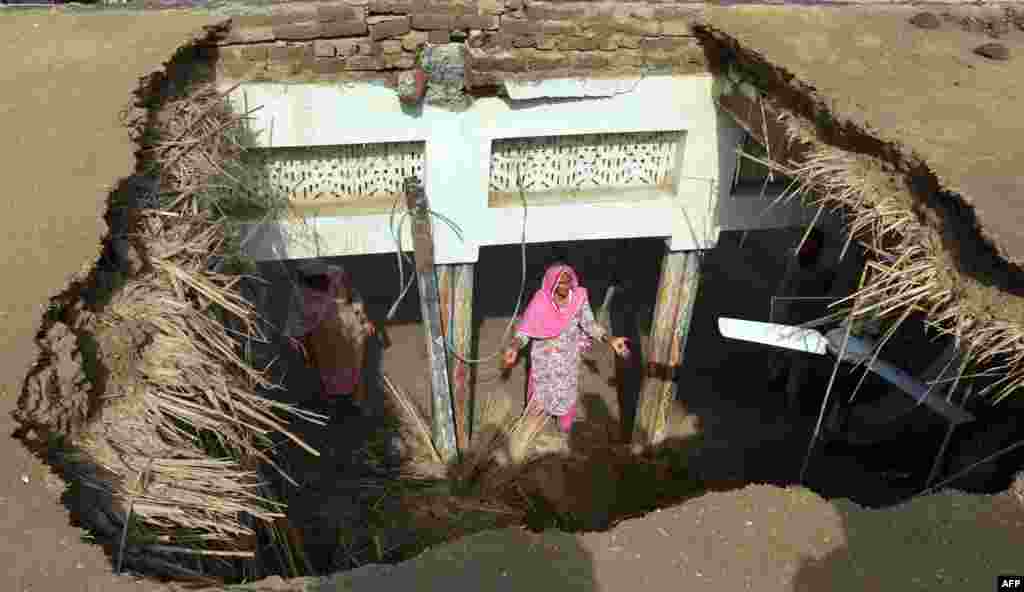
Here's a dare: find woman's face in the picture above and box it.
[555,272,572,298]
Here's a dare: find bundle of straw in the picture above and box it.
[743,106,1024,403]
[50,80,320,580]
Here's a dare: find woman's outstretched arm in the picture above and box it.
[579,300,609,342]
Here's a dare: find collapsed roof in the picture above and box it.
[204,0,1024,397]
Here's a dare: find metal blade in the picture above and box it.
[717,318,829,355]
[827,330,975,425]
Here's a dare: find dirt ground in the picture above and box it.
[245,226,1014,579]
[3,6,1023,592]
[0,11,221,592]
[701,5,1024,263]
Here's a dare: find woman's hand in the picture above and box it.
[608,336,629,358]
[503,348,519,369]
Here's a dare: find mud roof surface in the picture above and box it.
[0,10,223,592]
[701,5,1024,264]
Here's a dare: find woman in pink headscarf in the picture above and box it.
[503,263,629,433]
[285,262,376,419]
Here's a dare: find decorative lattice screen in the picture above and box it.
[489,131,684,195]
[252,142,425,204]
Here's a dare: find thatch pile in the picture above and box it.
[740,106,1020,403]
[17,78,321,584]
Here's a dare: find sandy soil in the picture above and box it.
[203,484,1024,592]
[0,11,221,592]
[3,6,1022,592]
[700,5,1024,263]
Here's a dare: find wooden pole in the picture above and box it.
[632,247,702,448]
[403,177,458,463]
[437,262,474,452]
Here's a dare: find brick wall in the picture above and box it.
[205,1,709,88]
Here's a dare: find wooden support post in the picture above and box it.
[403,178,458,463]
[437,262,474,452]
[632,247,702,448]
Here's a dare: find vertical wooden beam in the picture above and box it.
[403,177,458,463]
[437,262,474,453]
[632,248,702,448]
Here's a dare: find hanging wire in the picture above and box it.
[385,162,530,365]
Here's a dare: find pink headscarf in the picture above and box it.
[287,263,351,337]
[516,264,589,339]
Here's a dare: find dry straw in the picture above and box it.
[740,104,1023,403]
[60,81,320,582]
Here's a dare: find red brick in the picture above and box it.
[421,1,469,16]
[610,17,660,36]
[512,35,537,48]
[369,16,411,39]
[558,36,598,51]
[661,20,693,37]
[219,58,262,79]
[368,0,419,14]
[273,22,323,41]
[321,20,370,37]
[314,40,336,57]
[233,15,277,28]
[478,0,505,16]
[410,13,453,30]
[384,52,416,68]
[428,29,451,43]
[455,14,500,30]
[469,53,526,73]
[501,16,541,35]
[541,20,576,35]
[240,44,271,61]
[400,30,429,50]
[606,49,643,68]
[528,3,586,21]
[317,3,363,22]
[465,69,501,88]
[224,26,276,44]
[312,57,348,74]
[345,55,387,69]
[535,35,557,50]
[639,36,695,52]
[269,43,311,62]
[653,5,699,20]
[332,39,362,56]
[618,35,640,49]
[355,39,382,55]
[381,39,404,53]
[573,52,609,69]
[596,34,617,51]
[523,50,565,71]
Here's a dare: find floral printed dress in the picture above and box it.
[515,299,607,417]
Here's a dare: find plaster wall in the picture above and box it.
[227,75,813,264]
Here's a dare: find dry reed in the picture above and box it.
[58,80,319,581]
[741,101,1024,403]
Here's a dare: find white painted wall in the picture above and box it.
[225,75,815,264]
